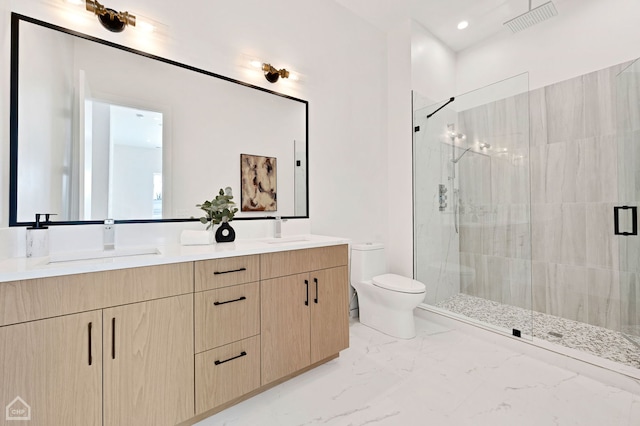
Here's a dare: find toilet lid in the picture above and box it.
[372,273,426,294]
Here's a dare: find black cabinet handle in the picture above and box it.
[214,267,247,275]
[88,322,93,366]
[111,318,116,360]
[214,351,247,365]
[214,296,247,306]
[614,206,638,235]
[304,280,309,306]
[314,277,318,304]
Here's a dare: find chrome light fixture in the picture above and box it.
[85,0,136,32]
[261,63,290,83]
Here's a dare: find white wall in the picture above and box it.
[385,20,413,277]
[411,22,456,106]
[0,0,389,250]
[14,18,73,222]
[456,0,640,94]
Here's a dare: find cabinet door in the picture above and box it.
[103,294,194,426]
[0,311,102,426]
[261,273,310,385]
[310,266,349,364]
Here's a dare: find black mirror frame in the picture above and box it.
[9,13,309,226]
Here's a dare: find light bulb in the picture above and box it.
[457,21,469,30]
[137,20,155,33]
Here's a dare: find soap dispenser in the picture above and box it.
[26,213,54,258]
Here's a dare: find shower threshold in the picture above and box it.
[433,293,640,370]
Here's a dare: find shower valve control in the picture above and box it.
[439,184,448,211]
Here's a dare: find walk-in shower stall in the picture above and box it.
[413,62,640,371]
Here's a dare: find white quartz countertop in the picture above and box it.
[0,235,350,283]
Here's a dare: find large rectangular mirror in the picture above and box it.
[10,13,308,226]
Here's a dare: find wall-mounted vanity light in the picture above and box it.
[261,63,290,83]
[85,0,135,32]
[246,58,300,83]
[62,0,161,33]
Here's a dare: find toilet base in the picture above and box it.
[359,304,418,339]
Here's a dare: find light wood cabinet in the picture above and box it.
[260,273,311,384]
[310,266,349,364]
[195,336,261,414]
[103,294,194,426]
[260,245,349,386]
[195,255,260,292]
[0,264,194,426]
[0,242,348,425]
[0,263,193,327]
[195,282,260,353]
[0,311,102,426]
[193,260,262,414]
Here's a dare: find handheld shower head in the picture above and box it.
[451,147,472,164]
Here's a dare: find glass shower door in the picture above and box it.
[617,59,640,354]
[413,73,532,339]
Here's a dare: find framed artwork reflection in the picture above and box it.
[240,153,277,211]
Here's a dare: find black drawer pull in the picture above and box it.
[213,296,247,306]
[314,277,318,304]
[111,317,116,360]
[214,351,247,365]
[88,322,93,366]
[213,267,247,275]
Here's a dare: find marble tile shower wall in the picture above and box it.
[457,92,532,312]
[458,61,640,335]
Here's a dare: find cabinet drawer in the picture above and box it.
[194,282,260,353]
[195,335,261,414]
[260,249,309,279]
[195,255,260,291]
[308,244,348,272]
[260,244,348,279]
[0,262,193,327]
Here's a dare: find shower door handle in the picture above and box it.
[614,206,638,236]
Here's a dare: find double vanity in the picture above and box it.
[0,236,349,426]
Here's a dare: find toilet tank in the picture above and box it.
[351,243,386,283]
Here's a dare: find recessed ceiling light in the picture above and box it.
[457,21,469,30]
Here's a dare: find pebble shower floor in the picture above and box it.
[436,293,640,370]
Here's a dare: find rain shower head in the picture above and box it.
[504,0,557,33]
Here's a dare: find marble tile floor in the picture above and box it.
[196,317,640,426]
[436,293,640,370]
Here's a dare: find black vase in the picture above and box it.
[215,222,236,243]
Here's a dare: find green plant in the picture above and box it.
[196,187,239,230]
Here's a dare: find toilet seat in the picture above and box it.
[372,273,426,294]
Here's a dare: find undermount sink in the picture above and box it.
[264,236,310,244]
[48,247,160,263]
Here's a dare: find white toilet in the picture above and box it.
[351,243,426,339]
